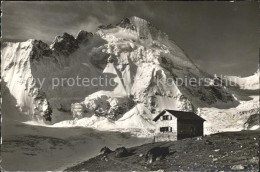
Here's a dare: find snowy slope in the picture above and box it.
[224,69,259,90]
[200,70,259,134]
[1,40,53,122]
[2,118,151,170]
[52,104,155,137]
[200,95,259,135]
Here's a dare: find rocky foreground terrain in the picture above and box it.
[66,130,260,171]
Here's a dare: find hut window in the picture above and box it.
[160,127,172,132]
[162,115,172,120]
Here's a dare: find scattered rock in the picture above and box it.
[156,156,162,161]
[101,155,107,161]
[156,169,164,172]
[196,137,202,141]
[205,140,213,145]
[100,146,113,154]
[66,130,260,171]
[249,157,258,163]
[115,147,128,158]
[213,158,218,162]
[231,165,244,170]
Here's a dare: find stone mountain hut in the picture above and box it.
[153,109,205,142]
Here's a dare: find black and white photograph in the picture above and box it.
[1,1,259,171]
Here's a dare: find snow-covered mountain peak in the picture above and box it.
[117,16,152,32]
[132,16,168,40]
[97,16,168,45]
[129,16,148,23]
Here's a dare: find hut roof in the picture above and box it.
[153,109,205,122]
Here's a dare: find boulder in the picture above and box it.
[145,147,170,163]
[100,146,112,154]
[115,147,128,158]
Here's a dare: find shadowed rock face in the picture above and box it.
[50,31,93,56]
[30,40,52,61]
[50,33,79,56]
[117,18,136,31]
[76,30,93,44]
[244,114,260,130]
